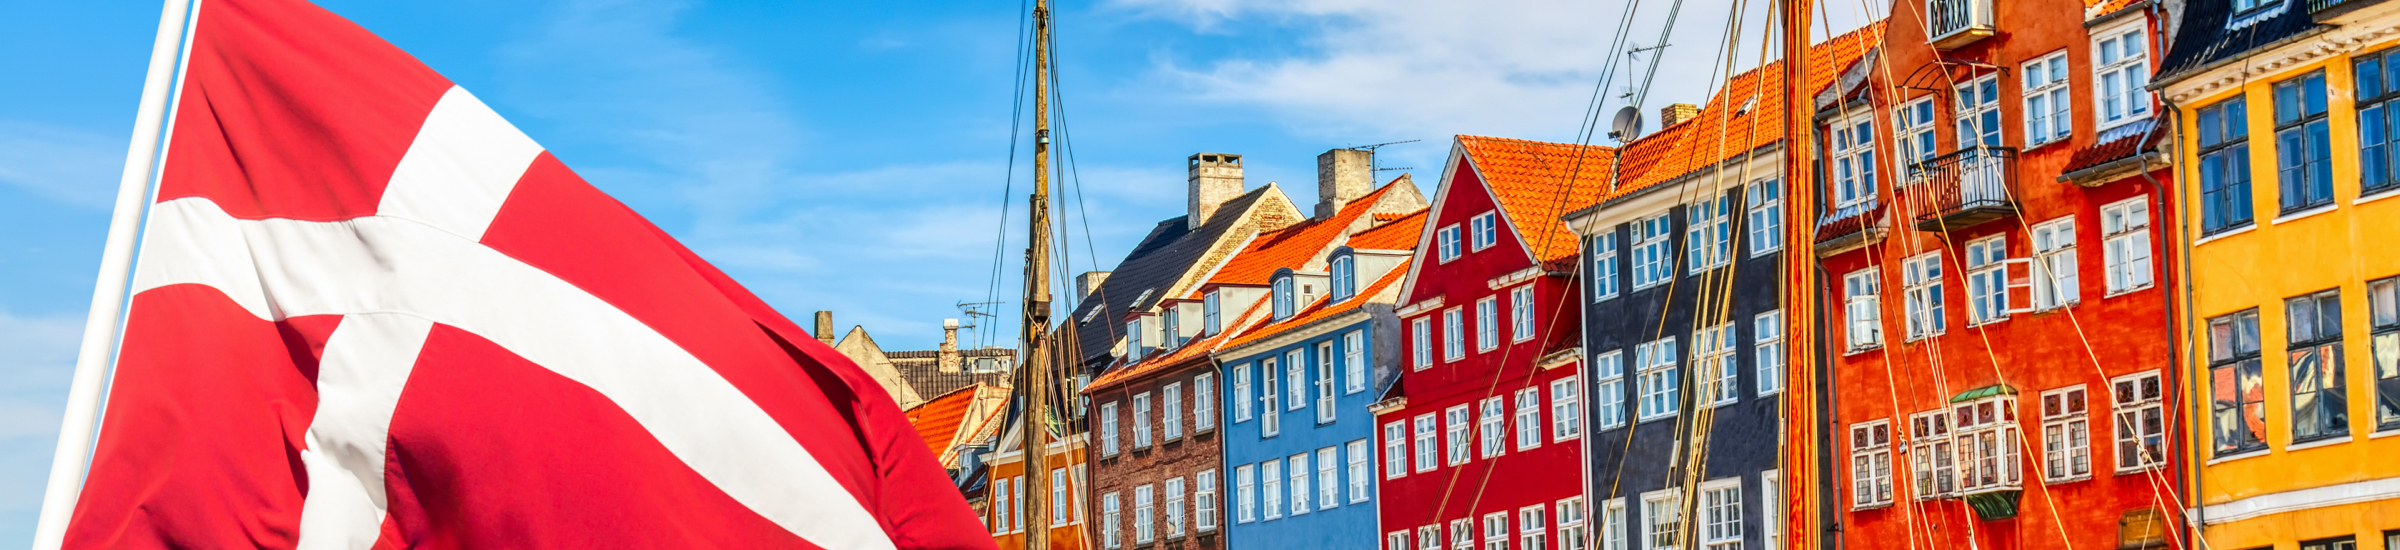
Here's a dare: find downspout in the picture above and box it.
[2145,0,2208,540]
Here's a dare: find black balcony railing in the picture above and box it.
[1927,0,1995,49]
[1900,146,2018,232]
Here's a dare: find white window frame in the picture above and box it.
[1134,484,1156,543]
[1419,526,1442,550]
[1413,413,1438,473]
[1636,337,1680,421]
[992,476,1010,534]
[1479,396,1507,458]
[2111,370,2168,472]
[1844,268,1883,350]
[1747,178,1783,256]
[1385,421,1409,479]
[1477,296,1501,351]
[1955,395,2025,494]
[1443,308,1465,361]
[1101,401,1121,456]
[1390,531,1411,550]
[1053,468,1070,527]
[1521,504,1553,550]
[1204,292,1222,336]
[1485,511,1512,550]
[1632,212,1674,290]
[2040,385,2093,482]
[1165,477,1186,538]
[1287,349,1308,412]
[1196,470,1218,533]
[1438,224,1463,263]
[1511,285,1537,342]
[1966,235,2011,323]
[1234,364,1253,422]
[1903,251,1946,340]
[1332,255,1357,301]
[1451,518,1475,550]
[1685,195,1732,274]
[1194,372,1217,432]
[1957,73,2003,148]
[1345,330,1368,394]
[1236,464,1257,523]
[1444,404,1472,466]
[1695,323,1738,407]
[1348,439,1373,504]
[1162,382,1184,440]
[2023,50,2074,146]
[1559,497,1591,550]
[1133,392,1154,448]
[1850,420,1894,509]
[1262,357,1281,437]
[1763,470,1783,549]
[1830,110,1879,209]
[1103,492,1122,548]
[1551,376,1584,441]
[1698,478,1743,550]
[1316,446,1339,511]
[1413,317,1433,370]
[1896,97,1939,168]
[2092,19,2153,131]
[1594,349,1627,429]
[2032,216,2080,311]
[1597,498,1623,550]
[1754,311,1784,395]
[2101,197,2155,295]
[1909,410,1958,500]
[1472,211,1499,251]
[1591,232,1620,302]
[1127,319,1145,361]
[1273,276,1296,320]
[1638,491,1678,550]
[1262,459,1283,520]
[1317,341,1338,423]
[1515,387,1544,450]
[1288,452,1312,515]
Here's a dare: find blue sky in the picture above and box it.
[0,0,1870,541]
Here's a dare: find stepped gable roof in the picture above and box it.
[1600,21,1886,202]
[2157,0,2322,82]
[1223,260,1410,351]
[1065,184,1289,365]
[1084,296,1271,394]
[1347,208,1428,251]
[1195,179,1407,293]
[1455,136,1621,263]
[904,383,1004,465]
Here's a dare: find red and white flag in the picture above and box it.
[61,0,991,548]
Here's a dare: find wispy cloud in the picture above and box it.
[0,306,84,541]
[0,121,123,210]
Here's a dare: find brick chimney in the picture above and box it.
[939,319,961,373]
[1315,148,1373,219]
[814,311,835,345]
[1660,103,1701,127]
[1076,271,1111,300]
[1188,153,1245,230]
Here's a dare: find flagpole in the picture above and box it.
[32,0,197,546]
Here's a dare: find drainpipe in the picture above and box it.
[2158,94,2207,544]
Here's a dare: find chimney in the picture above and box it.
[1076,271,1111,300]
[1188,153,1245,230]
[1315,148,1373,219]
[814,311,835,345]
[1660,103,1701,127]
[939,319,961,373]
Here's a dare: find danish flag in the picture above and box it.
[58,0,991,548]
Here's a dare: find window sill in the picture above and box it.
[2271,203,2338,225]
[2206,448,2269,465]
[2371,428,2400,439]
[2045,475,2092,484]
[2112,464,2164,476]
[2357,186,2400,206]
[2285,434,2353,451]
[2193,224,2255,246]
[2023,137,2072,153]
[1843,344,1883,356]
[2103,283,2156,299]
[1851,502,1895,512]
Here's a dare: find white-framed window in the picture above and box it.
[1204,292,1222,336]
[1289,452,1312,515]
[1594,349,1627,428]
[1451,519,1475,550]
[1849,420,1894,508]
[991,476,1010,534]
[1831,110,1879,208]
[1444,404,1472,466]
[1332,255,1357,301]
[1287,349,1308,412]
[1632,212,1674,289]
[1763,470,1784,549]
[1955,395,2025,493]
[1236,464,1257,523]
[1598,499,1624,550]
[1695,324,1737,407]
[1317,446,1339,510]
[1162,382,1184,440]
[1262,459,1283,520]
[1053,468,1070,527]
[1234,364,1253,422]
[1903,251,1946,340]
[1514,387,1544,450]
[1521,504,1552,550]
[2032,216,2079,310]
[1165,477,1186,538]
[1511,285,1536,342]
[1196,470,1218,532]
[2101,197,2155,294]
[1438,224,1463,262]
[1957,73,2003,148]
[1101,401,1121,456]
[1134,484,1156,543]
[1896,97,1938,167]
[1844,268,1883,350]
[2093,21,2152,130]
[1479,396,1508,458]
[1485,511,1512,550]
[1413,413,1438,472]
[2040,385,2092,482]
[1127,319,1146,361]
[1472,211,1499,251]
[1747,178,1783,256]
[1391,531,1412,550]
[2111,370,2167,472]
[1385,421,1409,479]
[1699,479,1743,550]
[1636,337,1680,421]
[1194,372,1217,432]
[1345,330,1367,394]
[1075,465,1090,524]
[1317,341,1337,423]
[1477,296,1501,351]
[1966,236,2010,323]
[1591,232,1620,302]
[1413,317,1433,370]
[1013,476,1026,532]
[1133,392,1155,448]
[1262,357,1281,437]
[1637,491,1677,550]
[1559,497,1591,550]
[1686,195,1733,274]
[2024,50,2073,146]
[1444,308,1465,361]
[1348,439,1373,503]
[1273,276,1297,320]
[1162,308,1183,350]
[1754,311,1784,395]
[1909,410,1958,499]
[1419,526,1442,550]
[1103,492,1122,548]
[1551,376,1583,441]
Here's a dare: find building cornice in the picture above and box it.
[2159,23,2400,104]
[1396,296,1445,318]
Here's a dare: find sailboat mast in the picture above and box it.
[1777,0,1822,549]
[1019,0,1055,547]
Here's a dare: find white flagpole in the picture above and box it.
[31,0,198,547]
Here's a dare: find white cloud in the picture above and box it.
[0,121,123,209]
[0,307,81,538]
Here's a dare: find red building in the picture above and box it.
[1808,0,2183,547]
[1374,136,1605,550]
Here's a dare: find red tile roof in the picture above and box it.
[1222,260,1411,350]
[904,383,1000,461]
[1199,181,1407,291]
[1603,22,1887,200]
[2059,118,2163,177]
[1083,296,1271,393]
[1347,208,1428,251]
[1455,136,1620,263]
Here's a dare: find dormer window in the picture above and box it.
[1273,276,1296,320]
[1162,308,1182,349]
[1331,255,1356,301]
[1126,319,1145,361]
[1203,291,1222,336]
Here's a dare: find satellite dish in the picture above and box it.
[1608,106,1643,141]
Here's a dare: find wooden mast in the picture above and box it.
[1777,0,1823,549]
[1019,0,1056,547]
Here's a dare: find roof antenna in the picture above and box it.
[1344,139,1423,183]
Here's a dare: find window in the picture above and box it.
[1236,465,1256,523]
[1903,252,1946,340]
[1559,497,1591,550]
[1896,97,1938,167]
[1452,519,1475,550]
[1162,382,1184,440]
[1636,338,1680,420]
[1439,224,1463,262]
[1966,237,2009,324]
[1747,178,1783,255]
[1287,349,1307,412]
[1204,291,1221,336]
[1348,439,1373,503]
[1478,297,1500,351]
[1316,447,1339,511]
[2275,71,2335,213]
[2023,51,2073,146]
[1133,392,1154,448]
[1076,466,1090,524]
[1445,405,1472,466]
[1699,480,1742,550]
[1762,471,1783,549]
[1521,504,1552,550]
[1910,410,1958,499]
[1134,485,1155,543]
[1385,421,1409,479]
[1444,308,1465,361]
[1511,285,1536,342]
[1472,211,1499,251]
[2209,309,2268,455]
[1516,387,1545,450]
[1102,492,1122,548]
[1479,397,1507,458]
[1591,232,1621,301]
[2112,371,2167,471]
[1414,413,1438,472]
[2040,386,2092,481]
[1162,308,1182,350]
[2101,198,2154,294]
[2032,217,2079,310]
[1632,212,1674,289]
[1686,195,1733,273]
[1127,319,1145,361]
[1850,420,1894,508]
[1420,526,1442,550]
[2361,50,2400,194]
[1318,341,1338,423]
[1273,276,1296,320]
[1195,372,1216,432]
[1485,512,1512,550]
[1957,73,2002,148]
[1262,460,1283,520]
[2196,97,2255,234]
[1756,311,1784,395]
[1956,395,2025,493]
[1165,477,1186,538]
[991,477,1010,534]
[1014,476,1026,532]
[1414,317,1434,370]
[1101,402,1121,456]
[1234,364,1255,422]
[1289,452,1312,515]
[1831,111,1878,208]
[1599,499,1626,550]
[1263,357,1281,437]
[2300,536,2359,550]
[1346,330,1368,394]
[1196,470,1218,532]
[2093,23,2151,129]
[2372,277,2400,431]
[1844,269,1883,349]
[1695,324,1737,407]
[1054,468,1071,527]
[1638,492,1677,550]
[1332,255,1356,301]
[1550,377,1583,441]
[2288,289,2349,442]
[1594,350,1626,429]
[1391,532,1411,550]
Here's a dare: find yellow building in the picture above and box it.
[2156,1,2400,548]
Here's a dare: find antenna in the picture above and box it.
[956,300,1002,349]
[1608,106,1644,142]
[1345,139,1422,182]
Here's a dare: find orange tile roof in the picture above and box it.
[2087,0,2141,18]
[1455,136,1619,263]
[1198,179,1408,293]
[1084,296,1271,393]
[905,383,997,460]
[1222,260,1411,350]
[1601,22,1887,201]
[1346,208,1428,251]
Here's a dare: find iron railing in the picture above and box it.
[1900,146,2018,232]
[1927,0,1995,49]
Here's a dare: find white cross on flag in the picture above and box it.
[56,0,992,548]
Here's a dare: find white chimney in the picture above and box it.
[939,319,961,373]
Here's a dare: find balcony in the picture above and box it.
[1926,0,1995,50]
[1899,147,2018,232]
